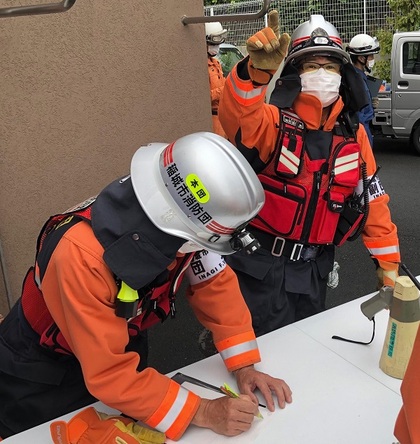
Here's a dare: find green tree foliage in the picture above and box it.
[375,0,420,82]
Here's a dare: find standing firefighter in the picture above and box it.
[0,132,292,441]
[219,12,400,335]
[347,33,381,147]
[205,22,228,137]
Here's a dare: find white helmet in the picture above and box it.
[347,34,380,55]
[205,22,228,45]
[284,15,350,68]
[131,132,265,255]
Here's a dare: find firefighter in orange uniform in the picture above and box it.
[205,22,227,138]
[0,133,292,440]
[394,326,420,444]
[219,11,400,336]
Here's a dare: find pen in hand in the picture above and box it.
[220,383,264,419]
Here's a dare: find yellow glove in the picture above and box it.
[377,261,399,289]
[50,407,166,444]
[246,10,290,84]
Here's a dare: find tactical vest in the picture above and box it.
[251,109,363,246]
[20,199,193,355]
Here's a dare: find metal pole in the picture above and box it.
[182,0,272,25]
[0,0,76,18]
[363,0,367,34]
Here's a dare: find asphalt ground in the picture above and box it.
[148,135,420,375]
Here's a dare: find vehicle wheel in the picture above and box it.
[411,125,420,155]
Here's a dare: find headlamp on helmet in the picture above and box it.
[284,15,350,69]
[230,226,261,255]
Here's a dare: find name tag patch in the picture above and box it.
[186,250,226,285]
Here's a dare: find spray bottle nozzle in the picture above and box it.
[360,286,394,321]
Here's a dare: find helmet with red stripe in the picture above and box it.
[284,15,350,69]
[131,132,265,254]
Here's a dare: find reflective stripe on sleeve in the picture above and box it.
[217,331,261,371]
[226,68,266,106]
[147,380,200,440]
[365,239,400,263]
[367,245,400,262]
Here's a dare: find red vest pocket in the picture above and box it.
[251,175,306,238]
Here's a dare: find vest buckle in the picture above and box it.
[271,237,285,257]
[290,243,304,261]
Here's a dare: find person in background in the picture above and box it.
[0,132,292,440]
[218,12,400,337]
[205,22,228,137]
[394,326,420,444]
[347,33,381,147]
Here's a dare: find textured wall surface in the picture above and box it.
[0,0,211,313]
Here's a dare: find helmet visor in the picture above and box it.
[207,34,226,45]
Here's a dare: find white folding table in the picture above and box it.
[4,292,403,443]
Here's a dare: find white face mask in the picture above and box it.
[207,45,220,57]
[300,68,342,107]
[367,59,375,70]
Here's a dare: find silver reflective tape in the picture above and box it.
[368,245,400,256]
[279,146,299,174]
[335,152,359,166]
[231,79,266,100]
[155,386,189,432]
[220,339,258,361]
[334,160,358,175]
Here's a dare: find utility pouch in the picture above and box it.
[251,174,306,238]
[329,138,364,246]
[330,141,360,188]
[333,199,365,246]
[309,190,345,244]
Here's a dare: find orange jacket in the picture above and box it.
[208,56,226,137]
[219,64,400,271]
[40,221,260,441]
[394,327,420,444]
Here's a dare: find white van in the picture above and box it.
[373,32,420,154]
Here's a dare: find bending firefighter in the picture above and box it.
[0,132,292,440]
[219,12,400,335]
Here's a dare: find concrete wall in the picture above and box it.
[0,0,211,315]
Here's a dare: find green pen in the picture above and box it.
[220,383,263,419]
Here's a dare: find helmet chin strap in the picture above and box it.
[359,55,371,73]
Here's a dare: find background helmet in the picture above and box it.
[205,22,228,45]
[347,34,380,56]
[284,15,350,69]
[131,132,265,255]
